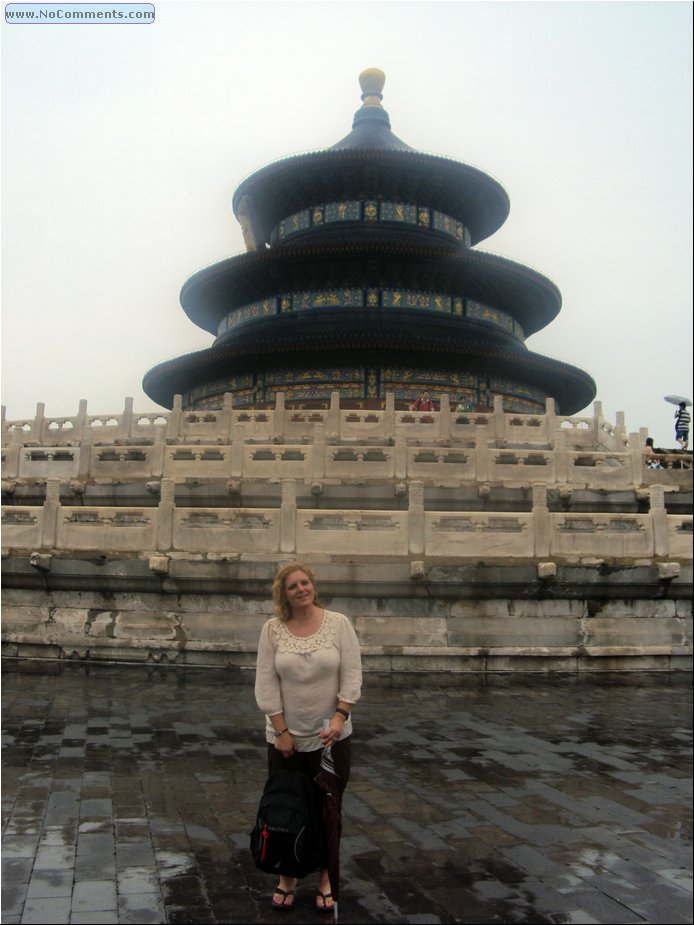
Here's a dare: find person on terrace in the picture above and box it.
[410,391,435,411]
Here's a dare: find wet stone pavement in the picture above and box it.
[1,662,692,925]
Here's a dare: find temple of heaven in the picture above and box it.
[143,69,596,414]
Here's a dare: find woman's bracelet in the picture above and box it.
[273,727,289,737]
[334,708,350,721]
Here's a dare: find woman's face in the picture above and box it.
[284,570,314,611]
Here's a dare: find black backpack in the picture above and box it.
[249,769,323,878]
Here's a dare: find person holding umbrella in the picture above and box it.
[675,402,691,450]
[664,395,692,450]
[255,562,362,914]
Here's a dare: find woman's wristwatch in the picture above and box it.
[334,707,350,720]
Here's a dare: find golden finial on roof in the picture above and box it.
[359,68,386,108]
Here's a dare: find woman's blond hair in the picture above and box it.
[272,561,323,622]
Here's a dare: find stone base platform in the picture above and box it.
[2,554,691,672]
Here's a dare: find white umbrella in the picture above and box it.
[664,395,692,406]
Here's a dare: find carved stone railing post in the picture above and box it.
[221,392,234,442]
[629,431,645,485]
[384,391,395,439]
[122,397,134,439]
[328,391,340,439]
[31,402,45,443]
[493,394,504,442]
[650,485,669,557]
[439,393,451,441]
[545,397,557,445]
[4,427,22,477]
[151,423,166,477]
[274,392,285,442]
[230,436,244,477]
[615,410,627,447]
[281,479,297,553]
[75,399,88,442]
[313,424,326,480]
[77,426,93,480]
[167,395,183,441]
[156,478,175,551]
[554,428,568,484]
[394,432,407,480]
[408,480,425,555]
[532,484,550,557]
[592,400,603,447]
[474,426,489,482]
[42,477,61,549]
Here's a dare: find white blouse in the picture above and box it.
[255,610,363,751]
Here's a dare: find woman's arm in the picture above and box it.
[255,621,296,756]
[320,615,363,747]
[337,615,363,706]
[254,620,283,716]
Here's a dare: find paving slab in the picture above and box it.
[1,661,691,924]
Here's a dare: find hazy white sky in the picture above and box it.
[2,0,692,447]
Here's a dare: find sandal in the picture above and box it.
[315,891,333,913]
[271,887,296,911]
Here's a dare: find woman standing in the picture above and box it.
[255,562,362,913]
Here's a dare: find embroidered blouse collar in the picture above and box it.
[271,610,337,653]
